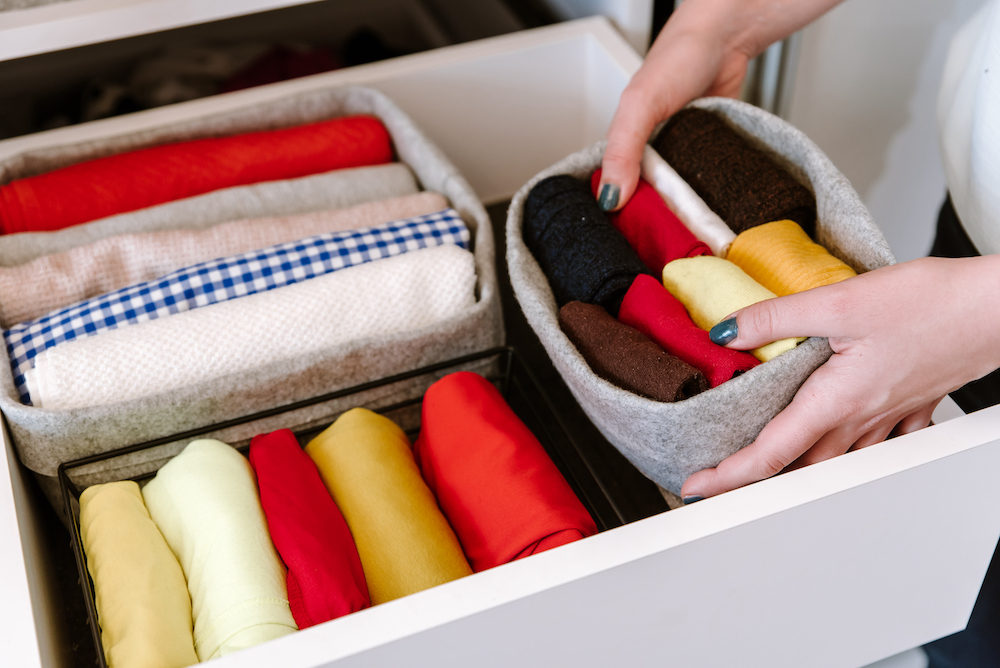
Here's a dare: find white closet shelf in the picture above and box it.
[0,0,332,62]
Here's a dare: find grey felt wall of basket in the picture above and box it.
[506,97,896,495]
[0,86,504,513]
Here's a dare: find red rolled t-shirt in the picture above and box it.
[413,371,598,572]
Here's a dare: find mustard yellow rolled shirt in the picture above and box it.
[305,408,472,605]
[727,219,857,297]
[79,481,198,668]
[662,255,805,362]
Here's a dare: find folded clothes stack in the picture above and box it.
[77,372,597,666]
[521,107,859,402]
[0,115,483,412]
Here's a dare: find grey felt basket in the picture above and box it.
[0,85,504,512]
[506,97,896,495]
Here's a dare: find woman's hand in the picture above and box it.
[597,0,844,212]
[680,255,1000,500]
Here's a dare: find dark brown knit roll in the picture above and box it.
[558,301,707,402]
[653,108,817,237]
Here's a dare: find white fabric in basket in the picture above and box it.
[26,244,476,410]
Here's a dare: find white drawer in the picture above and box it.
[2,17,1000,668]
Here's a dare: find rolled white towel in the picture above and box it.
[641,146,736,258]
[26,244,477,410]
[142,439,297,661]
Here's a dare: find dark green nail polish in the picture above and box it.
[710,318,738,345]
[598,183,620,211]
[683,495,704,505]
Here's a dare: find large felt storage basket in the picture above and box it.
[0,85,504,514]
[59,346,628,668]
[506,97,897,495]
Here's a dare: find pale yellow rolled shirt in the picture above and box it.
[79,481,198,668]
[726,219,857,297]
[142,439,297,662]
[0,191,447,327]
[662,256,805,362]
[306,408,472,606]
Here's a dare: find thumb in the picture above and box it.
[708,285,844,350]
[599,86,660,212]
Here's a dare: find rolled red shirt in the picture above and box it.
[414,371,598,572]
[249,429,369,629]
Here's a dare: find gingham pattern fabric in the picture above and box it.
[7,208,469,405]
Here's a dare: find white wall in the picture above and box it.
[787,0,986,262]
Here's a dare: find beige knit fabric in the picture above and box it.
[0,191,448,327]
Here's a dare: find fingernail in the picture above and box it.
[598,183,620,211]
[709,318,738,345]
[683,495,704,505]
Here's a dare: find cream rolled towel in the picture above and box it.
[641,147,735,258]
[661,255,804,362]
[142,439,296,661]
[0,162,420,268]
[25,244,477,410]
[80,481,198,668]
[0,191,448,327]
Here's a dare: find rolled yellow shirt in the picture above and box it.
[662,255,805,362]
[727,219,857,297]
[79,481,198,668]
[142,439,297,661]
[305,408,472,605]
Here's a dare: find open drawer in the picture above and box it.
[2,16,1000,668]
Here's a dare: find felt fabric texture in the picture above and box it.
[640,147,735,257]
[0,86,503,482]
[589,169,710,272]
[618,275,759,388]
[142,439,297,661]
[413,371,598,572]
[522,174,651,318]
[727,219,857,296]
[249,429,369,629]
[0,115,394,234]
[661,255,804,362]
[653,107,818,237]
[558,301,708,401]
[79,481,198,668]
[0,163,420,269]
[0,191,447,328]
[25,244,477,411]
[8,208,469,404]
[506,96,895,494]
[305,408,472,605]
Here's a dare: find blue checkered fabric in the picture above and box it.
[7,208,469,405]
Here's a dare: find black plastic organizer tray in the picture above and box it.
[58,346,667,668]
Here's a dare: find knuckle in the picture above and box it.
[742,299,780,341]
[754,449,795,479]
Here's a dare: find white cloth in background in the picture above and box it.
[938,0,1000,255]
[142,439,296,661]
[25,244,477,410]
[640,147,736,257]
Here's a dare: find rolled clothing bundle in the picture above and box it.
[558,301,707,402]
[142,439,298,661]
[0,163,421,269]
[661,256,805,363]
[249,429,370,629]
[413,372,600,572]
[0,115,394,234]
[0,191,448,328]
[9,209,470,404]
[653,108,817,236]
[305,408,472,605]
[523,174,651,317]
[726,219,857,296]
[589,169,710,274]
[79,481,198,668]
[24,243,477,410]
[639,148,735,257]
[618,274,759,388]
